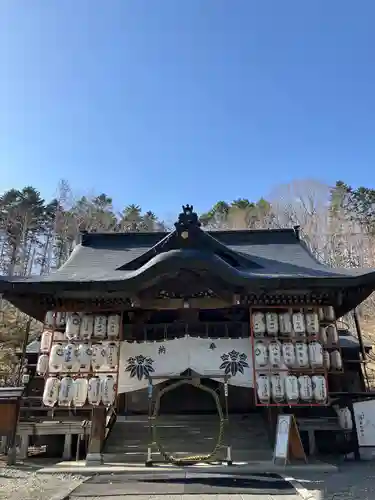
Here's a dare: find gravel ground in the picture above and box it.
[0,464,86,500]
[288,462,375,500]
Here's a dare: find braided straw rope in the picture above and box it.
[151,379,225,465]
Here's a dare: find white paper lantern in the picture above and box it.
[282,342,296,367]
[88,376,101,405]
[327,325,339,345]
[101,375,116,406]
[91,344,106,371]
[94,315,107,339]
[285,375,299,403]
[269,341,282,367]
[271,374,284,402]
[254,341,269,367]
[55,312,67,328]
[53,331,66,342]
[37,354,49,376]
[337,407,353,430]
[40,330,53,352]
[319,327,328,345]
[107,314,121,340]
[265,312,279,335]
[252,312,266,336]
[305,312,320,335]
[63,343,79,372]
[65,313,81,340]
[279,312,292,335]
[73,378,88,407]
[330,350,343,371]
[105,342,119,369]
[312,375,327,403]
[298,375,313,401]
[317,308,325,321]
[58,376,74,406]
[77,344,92,372]
[323,351,330,370]
[43,376,60,407]
[292,312,305,334]
[45,311,55,328]
[256,374,270,403]
[80,315,94,340]
[323,306,335,322]
[295,342,309,367]
[49,343,64,372]
[308,341,323,367]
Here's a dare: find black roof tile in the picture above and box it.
[2,227,375,284]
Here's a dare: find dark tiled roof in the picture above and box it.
[3,203,375,321]
[2,227,375,327]
[5,228,375,284]
[25,339,41,354]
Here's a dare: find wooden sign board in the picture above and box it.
[273,414,307,465]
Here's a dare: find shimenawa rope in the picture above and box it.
[151,379,225,465]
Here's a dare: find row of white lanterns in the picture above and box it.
[37,341,119,374]
[334,406,353,431]
[251,308,336,337]
[256,373,328,404]
[42,374,117,407]
[44,312,122,340]
[254,340,343,370]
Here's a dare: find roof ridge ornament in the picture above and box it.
[174,204,201,236]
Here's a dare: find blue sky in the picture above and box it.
[0,1,374,219]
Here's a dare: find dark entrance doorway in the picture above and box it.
[159,377,219,414]
[122,376,255,415]
[158,372,255,415]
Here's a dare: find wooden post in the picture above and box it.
[0,388,25,466]
[62,433,73,460]
[86,407,106,465]
[6,399,20,465]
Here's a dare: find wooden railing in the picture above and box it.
[123,321,249,340]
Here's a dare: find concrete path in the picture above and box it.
[37,459,338,476]
[68,472,302,500]
[65,462,375,499]
[3,459,375,500]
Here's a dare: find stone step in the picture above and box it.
[104,413,272,463]
[106,435,268,446]
[106,435,270,447]
[108,428,269,436]
[104,449,273,463]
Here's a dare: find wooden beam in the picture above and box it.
[86,407,106,465]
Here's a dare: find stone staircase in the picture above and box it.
[103,413,272,463]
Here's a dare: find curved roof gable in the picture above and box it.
[2,205,375,293]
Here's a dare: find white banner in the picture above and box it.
[353,399,375,446]
[117,336,253,393]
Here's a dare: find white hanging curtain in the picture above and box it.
[117,336,253,393]
[189,337,253,388]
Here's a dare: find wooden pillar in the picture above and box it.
[6,400,21,466]
[62,433,73,460]
[86,407,106,465]
[18,432,29,460]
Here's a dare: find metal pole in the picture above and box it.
[223,376,232,465]
[146,379,153,466]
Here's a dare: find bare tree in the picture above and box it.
[269,178,375,321]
